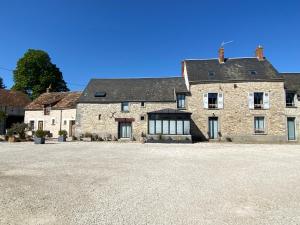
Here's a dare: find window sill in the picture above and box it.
[253,132,267,135]
[286,106,297,108]
[121,111,130,113]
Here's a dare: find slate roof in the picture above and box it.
[280,73,300,93]
[184,57,282,83]
[0,89,31,108]
[25,92,82,110]
[78,77,188,103]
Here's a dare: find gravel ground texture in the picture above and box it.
[0,142,300,225]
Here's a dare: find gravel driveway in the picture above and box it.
[0,142,300,225]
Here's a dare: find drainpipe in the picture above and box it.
[59,109,62,131]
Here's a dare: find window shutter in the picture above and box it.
[248,93,254,109]
[263,92,270,109]
[218,93,223,109]
[203,93,208,109]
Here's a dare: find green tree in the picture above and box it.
[12,49,69,99]
[0,77,5,89]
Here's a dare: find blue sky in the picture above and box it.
[0,0,299,90]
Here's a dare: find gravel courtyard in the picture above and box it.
[0,142,300,225]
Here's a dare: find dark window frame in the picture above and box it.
[176,94,186,109]
[121,102,129,112]
[208,93,218,109]
[254,92,264,109]
[254,116,265,134]
[286,92,296,107]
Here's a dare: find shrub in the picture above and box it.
[35,130,46,138]
[10,123,28,139]
[7,128,14,137]
[84,132,92,138]
[58,130,68,137]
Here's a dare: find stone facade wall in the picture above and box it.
[75,102,176,139]
[284,95,300,142]
[187,81,287,143]
[25,109,76,138]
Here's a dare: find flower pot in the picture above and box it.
[58,136,66,142]
[34,137,45,144]
[8,136,16,143]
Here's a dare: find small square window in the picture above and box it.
[140,116,145,121]
[249,70,257,75]
[208,71,215,77]
[98,114,101,120]
[141,102,145,107]
[63,120,67,125]
[51,119,55,125]
[121,102,129,112]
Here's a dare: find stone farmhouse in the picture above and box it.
[24,91,81,138]
[24,46,300,143]
[76,46,300,143]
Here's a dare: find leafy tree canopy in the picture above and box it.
[12,49,69,99]
[0,77,5,89]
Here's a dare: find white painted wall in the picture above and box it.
[24,108,76,138]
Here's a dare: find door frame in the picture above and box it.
[287,117,296,141]
[208,117,218,139]
[118,122,132,139]
[38,120,44,130]
[69,120,76,137]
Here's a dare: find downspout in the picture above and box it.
[59,109,62,131]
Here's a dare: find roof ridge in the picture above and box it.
[90,76,181,80]
[183,57,257,61]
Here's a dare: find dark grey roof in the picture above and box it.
[78,77,188,103]
[280,73,300,93]
[184,57,282,83]
[148,108,192,114]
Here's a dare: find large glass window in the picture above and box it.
[155,120,162,134]
[177,120,183,135]
[177,94,186,109]
[149,120,155,134]
[183,120,190,134]
[170,120,176,134]
[162,120,169,134]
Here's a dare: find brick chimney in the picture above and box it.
[218,47,225,64]
[46,84,52,93]
[255,45,264,61]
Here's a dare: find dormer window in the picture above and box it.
[208,71,215,77]
[177,94,186,109]
[249,70,257,75]
[94,92,106,97]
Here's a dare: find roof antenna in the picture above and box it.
[221,40,234,47]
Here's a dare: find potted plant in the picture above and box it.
[10,123,28,141]
[7,128,16,143]
[58,130,68,142]
[34,130,46,144]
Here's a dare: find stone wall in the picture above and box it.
[187,81,287,143]
[285,94,300,142]
[75,102,176,139]
[25,109,76,138]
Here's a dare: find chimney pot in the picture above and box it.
[218,47,225,64]
[255,45,264,61]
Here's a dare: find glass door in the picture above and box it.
[119,122,132,138]
[209,117,218,139]
[287,117,296,141]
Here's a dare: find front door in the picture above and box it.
[38,121,43,130]
[208,117,218,139]
[119,122,132,138]
[287,117,296,141]
[69,120,75,137]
